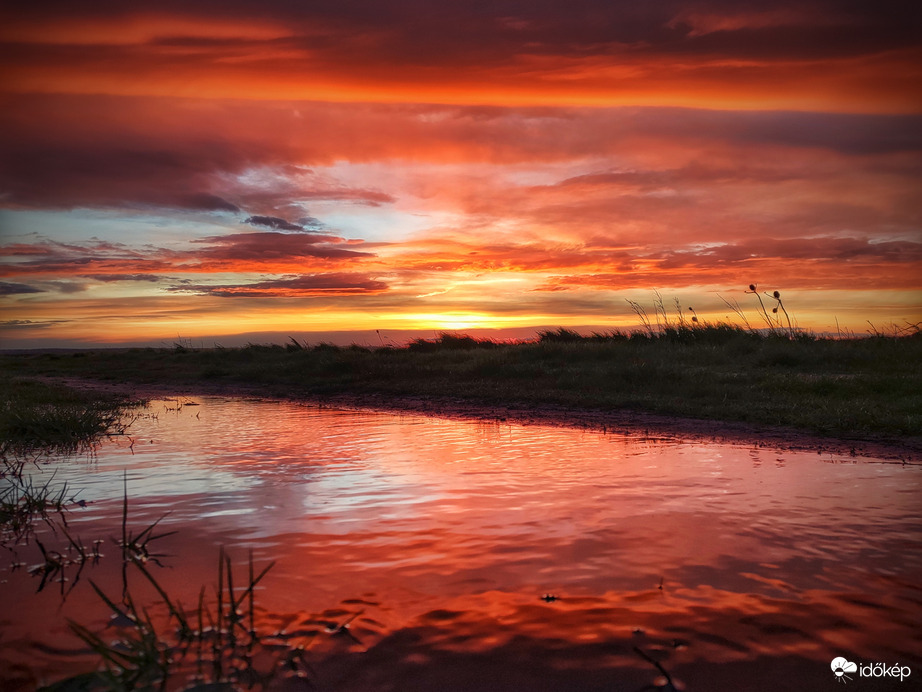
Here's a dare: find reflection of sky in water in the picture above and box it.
[35,398,921,582]
[5,397,921,691]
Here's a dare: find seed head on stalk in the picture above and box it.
[745,284,775,334]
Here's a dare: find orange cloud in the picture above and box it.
[5,46,920,113]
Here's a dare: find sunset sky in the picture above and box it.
[2,1,920,347]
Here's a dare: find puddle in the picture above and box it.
[2,398,919,690]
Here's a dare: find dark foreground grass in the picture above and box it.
[2,381,144,560]
[1,378,141,454]
[2,327,920,441]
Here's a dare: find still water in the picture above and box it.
[2,398,920,691]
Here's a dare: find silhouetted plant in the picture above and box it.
[745,283,776,334]
[717,293,754,332]
[286,336,305,351]
[536,327,584,343]
[626,299,655,336]
[63,548,276,691]
[409,332,499,351]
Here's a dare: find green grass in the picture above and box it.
[2,327,920,441]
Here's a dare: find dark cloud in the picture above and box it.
[0,281,44,295]
[700,111,922,156]
[183,193,240,212]
[298,215,326,229]
[44,280,90,294]
[2,242,59,257]
[0,319,67,329]
[0,239,168,276]
[80,273,166,282]
[168,272,388,297]
[245,215,303,231]
[0,97,398,212]
[582,108,922,156]
[3,0,917,63]
[192,231,373,261]
[657,237,922,265]
[0,230,372,278]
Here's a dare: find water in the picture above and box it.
[2,398,920,691]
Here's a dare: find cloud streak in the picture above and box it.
[0,281,45,295]
[168,273,388,297]
[189,232,373,263]
[1,229,376,279]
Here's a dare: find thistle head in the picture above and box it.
[772,307,778,313]
[748,284,756,291]
[773,290,780,299]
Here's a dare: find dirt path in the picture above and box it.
[37,375,922,463]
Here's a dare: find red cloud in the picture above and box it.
[190,232,373,263]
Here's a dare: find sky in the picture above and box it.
[1,0,921,347]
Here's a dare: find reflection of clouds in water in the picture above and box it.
[47,397,922,576]
[7,396,922,690]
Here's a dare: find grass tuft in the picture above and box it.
[0,379,142,455]
[56,545,279,691]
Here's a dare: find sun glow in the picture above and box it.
[392,313,528,331]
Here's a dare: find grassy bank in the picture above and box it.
[1,379,141,454]
[1,380,143,569]
[2,327,920,441]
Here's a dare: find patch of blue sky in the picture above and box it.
[0,208,243,249]
[306,202,453,243]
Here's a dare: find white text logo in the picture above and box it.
[831,657,911,684]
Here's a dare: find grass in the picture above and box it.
[2,381,147,590]
[1,380,143,538]
[0,458,75,548]
[1,378,142,455]
[54,548,278,692]
[26,480,352,692]
[33,479,311,691]
[1,447,295,691]
[1,325,920,442]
